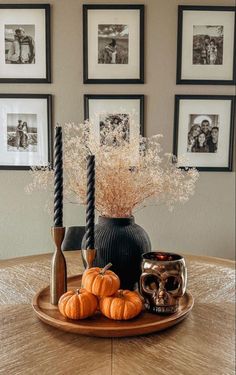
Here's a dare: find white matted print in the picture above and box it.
[0,95,52,169]
[84,95,144,146]
[84,5,144,83]
[177,6,236,84]
[0,5,50,82]
[173,96,235,171]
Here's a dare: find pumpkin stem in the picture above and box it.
[118,290,123,298]
[100,262,113,275]
[76,288,80,295]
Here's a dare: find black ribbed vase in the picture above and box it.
[81,216,151,290]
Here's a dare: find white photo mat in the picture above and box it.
[177,99,232,168]
[87,9,140,79]
[0,8,46,79]
[181,10,235,80]
[0,98,49,167]
[86,98,142,143]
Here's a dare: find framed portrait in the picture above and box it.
[83,4,144,84]
[0,4,51,83]
[84,94,144,144]
[177,6,236,85]
[0,94,52,170]
[173,95,235,171]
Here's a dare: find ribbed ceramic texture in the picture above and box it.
[81,217,151,290]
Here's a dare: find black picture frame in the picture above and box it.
[0,94,53,170]
[176,5,236,85]
[173,95,235,172]
[0,4,51,83]
[83,4,144,84]
[84,94,145,136]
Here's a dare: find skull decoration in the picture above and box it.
[140,252,187,314]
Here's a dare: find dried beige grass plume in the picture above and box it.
[26,119,199,218]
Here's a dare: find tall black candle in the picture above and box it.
[54,125,63,227]
[85,155,95,249]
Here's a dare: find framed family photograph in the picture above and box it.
[173,95,235,171]
[0,4,51,83]
[83,4,144,84]
[0,94,52,170]
[84,94,144,145]
[177,6,236,84]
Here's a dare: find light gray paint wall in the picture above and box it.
[0,0,235,260]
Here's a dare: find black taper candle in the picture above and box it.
[85,155,95,249]
[54,126,63,227]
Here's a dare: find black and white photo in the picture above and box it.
[5,25,35,64]
[192,25,223,65]
[0,4,51,83]
[98,25,129,64]
[83,4,144,83]
[100,113,130,145]
[173,95,235,171]
[187,114,219,153]
[7,114,37,152]
[177,6,236,84]
[0,94,52,170]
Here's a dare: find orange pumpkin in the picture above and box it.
[99,289,143,320]
[58,288,98,320]
[82,263,120,297]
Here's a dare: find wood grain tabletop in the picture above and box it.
[0,251,234,375]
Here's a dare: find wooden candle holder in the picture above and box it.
[50,227,67,305]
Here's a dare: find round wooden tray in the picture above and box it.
[32,274,194,337]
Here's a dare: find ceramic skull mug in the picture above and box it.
[140,252,187,314]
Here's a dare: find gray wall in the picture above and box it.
[0,0,235,260]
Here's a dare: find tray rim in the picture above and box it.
[32,274,194,337]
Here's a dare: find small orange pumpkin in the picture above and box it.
[58,288,98,320]
[82,263,120,297]
[99,289,143,320]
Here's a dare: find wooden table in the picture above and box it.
[0,252,234,375]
